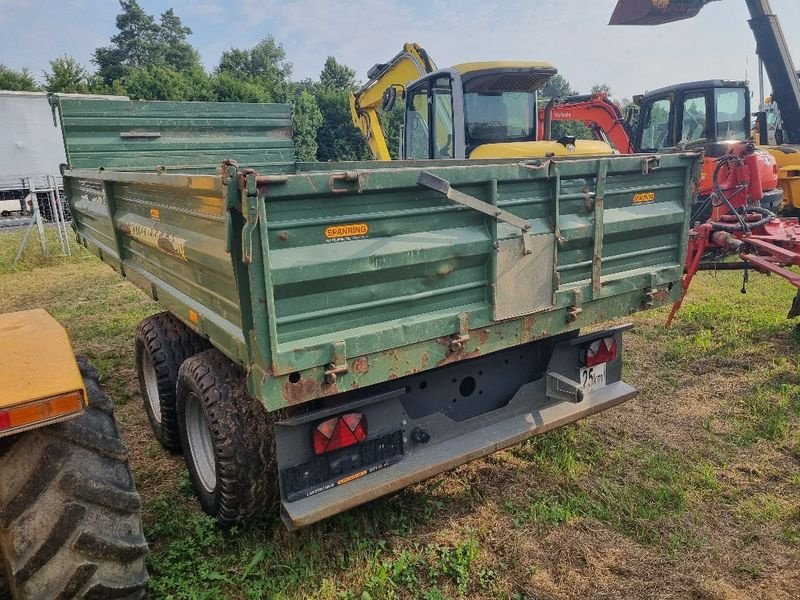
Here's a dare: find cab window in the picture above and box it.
[431,77,454,158]
[639,97,672,151]
[715,88,747,140]
[407,84,430,159]
[680,92,708,144]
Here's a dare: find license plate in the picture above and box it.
[579,363,606,392]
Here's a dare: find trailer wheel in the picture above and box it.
[135,312,210,451]
[0,356,148,599]
[176,348,278,525]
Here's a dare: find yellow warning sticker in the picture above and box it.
[324,223,369,240]
[633,192,655,204]
[150,208,161,219]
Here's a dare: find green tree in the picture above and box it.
[292,91,323,161]
[0,63,39,91]
[43,55,89,93]
[217,36,293,102]
[94,0,161,83]
[591,82,612,97]
[319,56,356,91]
[540,74,576,100]
[315,87,369,162]
[122,65,213,101]
[211,72,269,103]
[158,8,201,73]
[94,1,200,85]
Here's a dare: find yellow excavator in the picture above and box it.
[349,43,612,161]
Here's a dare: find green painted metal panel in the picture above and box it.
[65,151,700,413]
[54,97,294,174]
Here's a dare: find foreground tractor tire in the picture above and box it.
[135,311,210,451]
[0,356,148,600]
[176,348,278,526]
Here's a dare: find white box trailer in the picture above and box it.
[0,91,128,219]
[0,91,67,193]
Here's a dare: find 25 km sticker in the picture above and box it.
[579,363,606,392]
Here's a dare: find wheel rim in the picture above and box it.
[185,391,217,493]
[141,352,161,423]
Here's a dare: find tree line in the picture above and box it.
[1,1,618,162]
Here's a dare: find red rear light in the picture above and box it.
[313,412,367,455]
[583,337,617,367]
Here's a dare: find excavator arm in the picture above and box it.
[349,43,436,160]
[538,93,635,153]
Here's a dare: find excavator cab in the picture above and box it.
[402,63,611,160]
[350,45,613,161]
[635,80,751,152]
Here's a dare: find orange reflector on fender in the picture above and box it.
[0,390,85,436]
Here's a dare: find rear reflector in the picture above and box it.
[0,390,85,436]
[313,412,367,455]
[583,337,618,367]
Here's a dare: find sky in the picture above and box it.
[2,0,800,102]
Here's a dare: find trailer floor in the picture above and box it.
[1,229,798,600]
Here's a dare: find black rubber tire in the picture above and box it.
[135,311,210,452]
[0,355,148,600]
[176,348,278,526]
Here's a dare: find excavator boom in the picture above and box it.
[349,43,436,160]
[538,93,635,153]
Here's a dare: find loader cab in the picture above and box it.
[636,80,750,153]
[403,62,558,159]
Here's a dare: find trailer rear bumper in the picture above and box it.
[280,378,636,529]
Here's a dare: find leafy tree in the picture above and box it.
[315,87,369,162]
[158,8,201,73]
[43,55,89,93]
[122,65,213,101]
[292,91,323,161]
[540,74,576,100]
[94,1,200,85]
[0,63,39,91]
[379,103,405,159]
[94,0,161,83]
[319,56,357,92]
[217,36,293,102]
[212,72,269,103]
[591,82,612,96]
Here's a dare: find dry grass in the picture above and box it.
[1,227,799,599]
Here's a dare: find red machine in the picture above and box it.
[669,139,800,323]
[539,89,799,321]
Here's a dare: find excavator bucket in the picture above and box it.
[609,0,718,25]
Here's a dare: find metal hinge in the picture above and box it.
[448,313,471,353]
[240,172,259,264]
[324,341,348,384]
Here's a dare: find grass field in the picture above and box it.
[1,227,798,599]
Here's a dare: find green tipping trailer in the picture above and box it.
[56,97,700,528]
